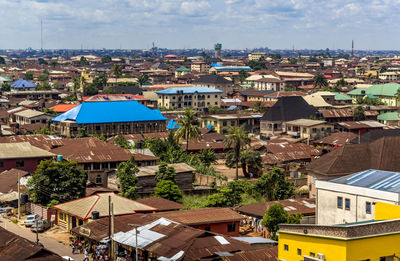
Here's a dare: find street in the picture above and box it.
[0,216,83,260]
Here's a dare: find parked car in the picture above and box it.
[24,214,41,227]
[30,220,51,232]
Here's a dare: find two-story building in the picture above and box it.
[192,75,233,96]
[201,113,262,134]
[156,87,223,112]
[286,119,333,139]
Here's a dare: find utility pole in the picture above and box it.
[17,172,20,219]
[35,220,39,244]
[108,195,111,245]
[128,224,141,261]
[111,203,114,261]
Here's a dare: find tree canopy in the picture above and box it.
[237,70,250,84]
[27,160,87,206]
[154,180,183,203]
[175,108,201,152]
[116,157,139,200]
[313,73,328,89]
[262,203,302,240]
[254,168,294,200]
[224,126,250,180]
[353,106,366,121]
[101,55,112,63]
[155,162,176,182]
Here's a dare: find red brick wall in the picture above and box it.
[0,157,52,173]
[192,221,240,236]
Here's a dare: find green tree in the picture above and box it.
[353,106,366,121]
[92,73,108,90]
[262,203,302,240]
[336,78,348,87]
[155,162,176,182]
[137,74,149,87]
[271,54,281,60]
[2,83,11,92]
[238,70,250,84]
[284,84,296,92]
[72,76,80,99]
[246,60,266,70]
[114,134,132,149]
[313,73,328,90]
[198,148,217,167]
[203,180,248,207]
[50,61,58,68]
[116,157,139,200]
[80,56,89,66]
[224,126,250,180]
[240,149,262,178]
[27,160,87,206]
[288,57,297,64]
[38,72,49,82]
[101,55,112,63]
[175,108,201,152]
[38,58,47,65]
[24,72,34,80]
[112,64,122,82]
[154,180,183,202]
[83,83,98,96]
[253,101,265,113]
[36,82,52,90]
[0,57,5,64]
[254,168,294,201]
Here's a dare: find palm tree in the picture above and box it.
[72,76,80,100]
[224,126,250,180]
[313,73,328,90]
[174,108,201,152]
[240,149,262,178]
[112,64,122,83]
[137,74,149,87]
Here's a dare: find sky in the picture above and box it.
[1,0,400,50]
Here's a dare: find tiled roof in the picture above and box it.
[49,104,78,113]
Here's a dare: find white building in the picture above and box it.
[316,169,400,225]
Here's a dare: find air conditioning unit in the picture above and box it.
[317,253,325,260]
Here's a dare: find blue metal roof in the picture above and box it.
[51,101,168,124]
[155,87,223,95]
[215,66,252,72]
[166,119,180,130]
[330,169,400,193]
[11,78,37,88]
[210,63,223,67]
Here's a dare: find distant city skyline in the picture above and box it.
[1,0,400,50]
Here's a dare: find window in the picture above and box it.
[96,126,101,131]
[231,121,235,126]
[102,163,109,169]
[215,95,218,98]
[366,202,371,214]
[227,223,236,232]
[337,197,343,209]
[110,162,117,169]
[16,160,24,167]
[95,175,102,184]
[310,252,315,257]
[297,249,302,256]
[284,244,289,251]
[204,226,211,231]
[207,95,210,98]
[0,161,3,167]
[223,121,227,126]
[84,163,91,170]
[345,198,350,210]
[215,102,218,105]
[93,163,100,170]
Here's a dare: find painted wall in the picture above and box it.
[375,202,400,220]
[192,221,240,236]
[279,232,400,261]
[0,157,52,173]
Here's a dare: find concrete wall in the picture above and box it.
[0,157,52,173]
[316,188,396,225]
[192,221,240,236]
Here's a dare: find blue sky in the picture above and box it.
[1,0,399,50]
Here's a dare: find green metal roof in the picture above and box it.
[0,76,12,82]
[175,66,190,72]
[347,83,400,97]
[336,219,381,227]
[377,111,400,121]
[332,92,352,101]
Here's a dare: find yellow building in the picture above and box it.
[278,202,400,261]
[248,52,266,61]
[285,119,333,139]
[200,113,262,134]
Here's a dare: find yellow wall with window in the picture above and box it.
[279,231,400,261]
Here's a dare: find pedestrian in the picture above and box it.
[71,243,76,254]
[104,254,109,261]
[83,249,89,261]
